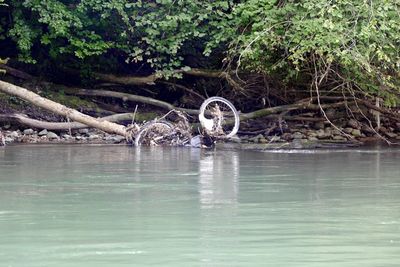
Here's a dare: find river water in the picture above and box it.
[0,145,399,266]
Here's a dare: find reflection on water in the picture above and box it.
[0,145,399,266]
[199,150,239,207]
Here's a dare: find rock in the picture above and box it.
[324,128,332,137]
[385,132,397,139]
[316,129,326,139]
[258,137,269,143]
[336,120,348,128]
[325,108,337,119]
[3,124,11,130]
[347,119,360,129]
[308,132,317,137]
[88,134,100,140]
[281,133,293,141]
[0,132,4,146]
[4,137,14,143]
[343,127,353,134]
[9,131,20,139]
[38,129,48,136]
[351,129,362,137]
[267,136,281,142]
[228,136,241,143]
[395,123,400,132]
[361,125,375,134]
[292,139,304,149]
[103,135,113,141]
[313,122,325,130]
[333,135,346,141]
[23,129,35,135]
[75,136,83,140]
[307,136,319,141]
[78,128,89,134]
[292,132,304,139]
[47,131,59,139]
[250,134,264,143]
[20,135,32,143]
[379,126,388,133]
[62,134,72,139]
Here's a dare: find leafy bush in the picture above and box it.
[1,0,399,104]
[223,0,400,105]
[5,0,232,71]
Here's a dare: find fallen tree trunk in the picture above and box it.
[65,86,386,123]
[63,87,201,115]
[0,113,138,131]
[92,68,233,85]
[0,80,127,136]
[96,69,244,92]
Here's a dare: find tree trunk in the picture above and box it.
[0,113,139,131]
[63,87,201,115]
[0,80,127,136]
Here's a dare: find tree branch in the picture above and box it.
[0,80,127,136]
[0,113,138,131]
[0,64,34,80]
[63,87,201,115]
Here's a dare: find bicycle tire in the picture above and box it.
[199,96,240,138]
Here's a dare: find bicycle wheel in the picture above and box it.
[199,96,240,138]
[134,121,175,146]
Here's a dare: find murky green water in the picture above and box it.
[0,145,399,266]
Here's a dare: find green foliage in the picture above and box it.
[0,0,6,74]
[1,0,399,104]
[5,0,233,72]
[223,0,400,105]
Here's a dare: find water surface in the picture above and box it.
[0,145,399,266]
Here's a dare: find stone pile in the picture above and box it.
[1,117,399,147]
[0,130,4,146]
[240,119,400,144]
[0,126,126,145]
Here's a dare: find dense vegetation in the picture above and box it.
[1,0,399,106]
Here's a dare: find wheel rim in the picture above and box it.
[199,97,239,138]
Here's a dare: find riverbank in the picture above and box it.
[1,119,399,148]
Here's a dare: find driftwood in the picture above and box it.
[63,87,201,115]
[64,67,243,90]
[0,113,138,131]
[92,68,235,86]
[239,99,349,121]
[0,80,127,136]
